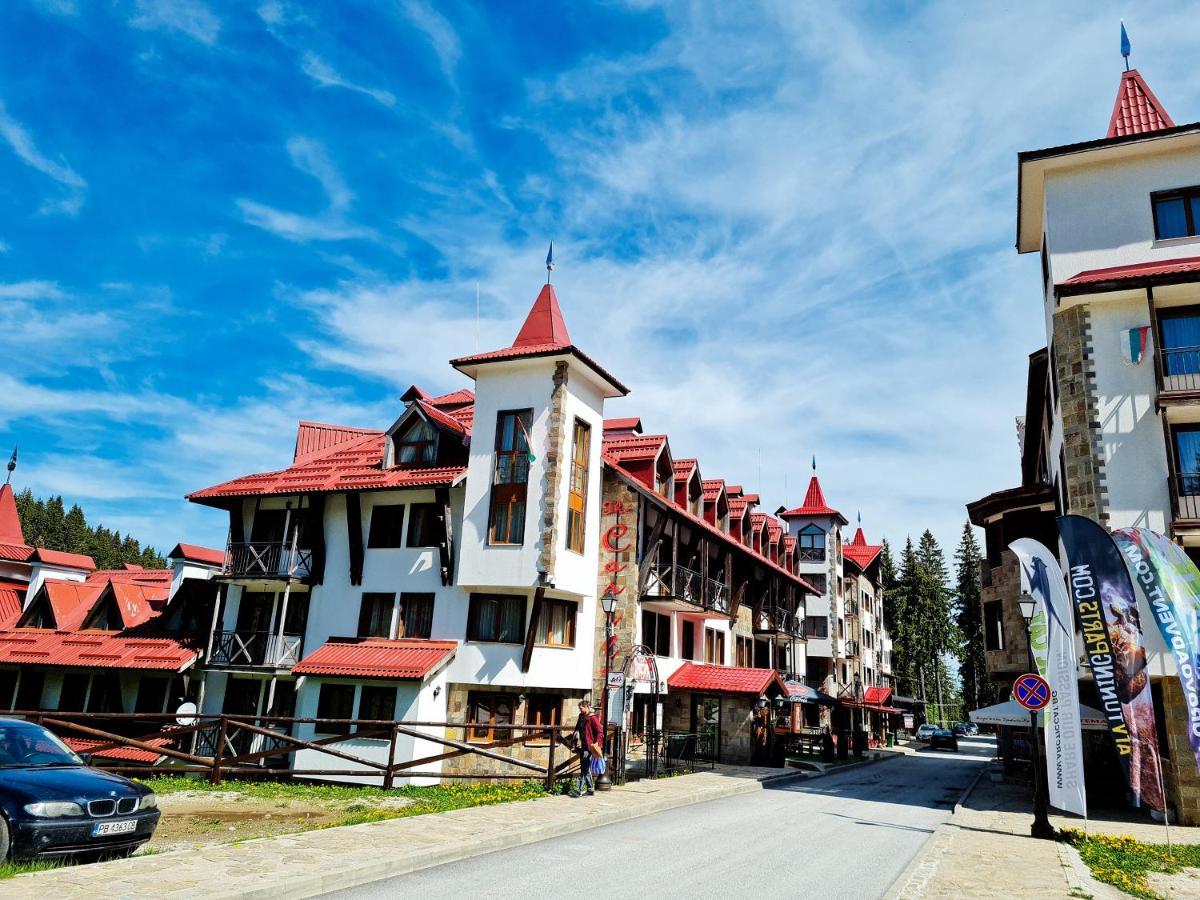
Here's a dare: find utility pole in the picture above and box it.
[934,649,945,727]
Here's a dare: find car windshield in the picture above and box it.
[0,722,83,768]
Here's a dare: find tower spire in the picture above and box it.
[1120,20,1131,72]
[4,447,14,486]
[545,241,554,285]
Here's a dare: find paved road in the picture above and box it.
[331,737,994,900]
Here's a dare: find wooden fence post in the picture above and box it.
[212,717,228,785]
[545,729,556,793]
[383,724,398,790]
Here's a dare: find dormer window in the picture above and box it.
[655,453,673,499]
[396,418,437,465]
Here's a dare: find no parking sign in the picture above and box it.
[1013,673,1050,711]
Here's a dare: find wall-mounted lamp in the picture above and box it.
[517,693,527,707]
[432,685,441,699]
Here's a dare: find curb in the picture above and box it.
[792,751,903,782]
[9,770,806,900]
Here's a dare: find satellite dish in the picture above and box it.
[175,701,198,727]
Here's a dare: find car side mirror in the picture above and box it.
[78,752,93,766]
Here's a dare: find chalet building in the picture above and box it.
[970,57,1200,822]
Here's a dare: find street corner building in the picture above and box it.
[969,57,1200,823]
[0,278,896,784]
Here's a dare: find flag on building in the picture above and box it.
[1113,527,1200,774]
[1121,326,1151,365]
[1010,537,1087,817]
[1059,515,1165,811]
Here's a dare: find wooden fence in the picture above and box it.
[14,710,580,790]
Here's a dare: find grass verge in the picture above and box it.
[1061,828,1200,899]
[0,859,61,880]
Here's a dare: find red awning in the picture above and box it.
[666,662,786,696]
[293,638,457,680]
[863,686,893,705]
[1058,255,1200,295]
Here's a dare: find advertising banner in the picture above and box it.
[1059,515,1165,811]
[1112,527,1200,773]
[1009,538,1087,817]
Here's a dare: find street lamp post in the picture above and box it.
[596,589,618,792]
[1018,592,1056,840]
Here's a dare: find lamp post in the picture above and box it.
[1019,591,1056,840]
[597,588,618,792]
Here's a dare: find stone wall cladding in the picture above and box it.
[441,683,587,778]
[537,361,570,578]
[594,475,640,704]
[1161,677,1200,825]
[981,550,1029,679]
[1054,304,1109,523]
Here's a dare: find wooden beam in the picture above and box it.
[636,510,669,596]
[308,493,326,585]
[435,486,454,586]
[346,492,364,586]
[521,587,545,673]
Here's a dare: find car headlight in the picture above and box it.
[23,801,84,818]
[139,793,157,810]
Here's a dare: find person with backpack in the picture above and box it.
[570,699,604,798]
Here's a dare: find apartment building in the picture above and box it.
[970,58,1200,822]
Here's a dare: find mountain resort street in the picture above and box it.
[6,3,1200,899]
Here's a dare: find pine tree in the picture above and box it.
[954,521,991,712]
[8,491,165,567]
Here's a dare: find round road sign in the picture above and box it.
[1014,673,1050,711]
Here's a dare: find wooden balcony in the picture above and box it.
[224,541,313,580]
[642,563,730,615]
[797,547,825,562]
[1169,474,1200,524]
[207,630,304,670]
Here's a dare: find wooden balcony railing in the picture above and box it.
[224,541,313,579]
[797,547,825,562]
[1170,474,1200,521]
[1160,345,1200,394]
[845,639,860,657]
[208,630,303,669]
[644,563,730,614]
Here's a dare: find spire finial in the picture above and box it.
[1121,20,1131,72]
[857,510,862,525]
[5,447,15,486]
[811,455,816,473]
[545,241,554,284]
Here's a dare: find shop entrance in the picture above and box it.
[690,695,721,762]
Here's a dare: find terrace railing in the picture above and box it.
[208,630,303,669]
[797,547,825,562]
[643,563,704,608]
[1170,473,1200,521]
[224,541,313,579]
[1160,345,1200,393]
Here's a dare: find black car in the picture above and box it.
[929,728,959,752]
[0,718,160,861]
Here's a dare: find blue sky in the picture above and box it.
[3,1,1200,557]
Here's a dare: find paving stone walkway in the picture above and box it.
[889,771,1200,899]
[2,765,802,900]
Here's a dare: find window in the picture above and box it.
[467,594,525,643]
[1152,186,1200,240]
[537,599,576,647]
[1160,309,1200,380]
[735,635,753,667]
[681,620,696,661]
[396,418,437,465]
[135,677,170,714]
[704,627,725,664]
[489,410,532,545]
[358,593,396,638]
[86,672,122,713]
[467,692,514,742]
[399,593,435,639]
[642,610,671,657]
[1174,425,1200,493]
[367,505,406,549]
[316,683,356,733]
[806,615,828,639]
[14,670,43,710]
[984,601,1005,651]
[566,419,590,554]
[798,525,825,560]
[525,694,561,744]
[406,503,440,547]
[358,685,396,725]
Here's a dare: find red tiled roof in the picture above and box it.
[0,630,197,671]
[1108,69,1175,139]
[0,484,29,552]
[1059,256,1200,292]
[86,568,172,587]
[783,535,796,553]
[188,430,465,504]
[27,581,103,630]
[102,582,170,629]
[0,543,33,562]
[844,543,883,570]
[727,497,749,516]
[30,548,94,570]
[294,421,379,466]
[603,434,667,464]
[701,479,726,502]
[414,399,468,437]
[168,543,226,567]
[451,342,629,395]
[513,283,570,348]
[64,738,168,764]
[850,527,866,546]
[672,458,698,479]
[766,518,783,542]
[293,638,457,680]
[0,584,24,629]
[603,417,642,434]
[779,476,846,523]
[863,686,893,705]
[428,388,474,409]
[666,662,786,696]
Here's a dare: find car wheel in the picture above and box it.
[0,815,10,863]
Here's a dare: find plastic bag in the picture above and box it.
[590,755,607,776]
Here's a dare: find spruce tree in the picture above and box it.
[8,490,165,567]
[954,521,990,711]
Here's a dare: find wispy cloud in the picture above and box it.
[128,0,220,45]
[300,52,396,109]
[0,281,66,300]
[398,0,461,84]
[0,100,86,215]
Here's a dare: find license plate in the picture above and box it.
[92,819,137,837]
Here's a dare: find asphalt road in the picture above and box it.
[330,737,995,900]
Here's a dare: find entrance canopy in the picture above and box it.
[783,680,837,706]
[969,698,1108,730]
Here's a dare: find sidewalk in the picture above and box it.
[3,765,802,899]
[888,770,1200,899]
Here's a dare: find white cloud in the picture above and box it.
[30,0,79,15]
[0,281,66,300]
[128,0,220,45]
[398,0,461,83]
[300,52,396,109]
[0,100,86,215]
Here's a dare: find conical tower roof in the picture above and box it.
[1108,69,1175,138]
[512,284,571,348]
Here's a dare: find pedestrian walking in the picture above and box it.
[570,699,603,798]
